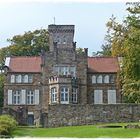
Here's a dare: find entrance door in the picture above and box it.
[27,115,34,126]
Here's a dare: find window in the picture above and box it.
[110,75,115,83]
[27,90,34,104]
[11,74,33,84]
[60,87,69,104]
[63,36,66,44]
[60,67,69,75]
[72,88,77,103]
[28,75,33,83]
[51,87,57,103]
[70,67,76,77]
[92,75,96,83]
[104,75,109,83]
[53,66,76,76]
[97,75,102,83]
[15,75,22,83]
[23,75,28,83]
[13,90,20,104]
[11,75,15,83]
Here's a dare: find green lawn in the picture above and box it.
[13,122,140,138]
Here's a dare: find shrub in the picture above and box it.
[0,115,18,136]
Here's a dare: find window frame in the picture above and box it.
[51,87,57,103]
[60,87,69,104]
[27,90,34,105]
[13,90,21,105]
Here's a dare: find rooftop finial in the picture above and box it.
[53,17,55,25]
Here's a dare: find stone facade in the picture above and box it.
[4,24,122,126]
[4,72,42,125]
[46,104,140,127]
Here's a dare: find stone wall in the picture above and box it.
[46,104,140,127]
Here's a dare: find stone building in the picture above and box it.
[3,24,120,126]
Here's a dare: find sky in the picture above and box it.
[0,0,128,56]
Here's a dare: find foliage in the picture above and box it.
[13,123,140,138]
[0,28,49,64]
[0,115,18,136]
[123,79,140,103]
[0,74,5,107]
[94,21,113,56]
[102,3,140,103]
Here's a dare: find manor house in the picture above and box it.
[4,24,120,126]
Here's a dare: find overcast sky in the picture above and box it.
[0,0,128,56]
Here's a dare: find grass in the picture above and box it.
[13,122,140,138]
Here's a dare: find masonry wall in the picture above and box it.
[46,104,140,127]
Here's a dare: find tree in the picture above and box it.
[104,3,140,103]
[7,29,49,56]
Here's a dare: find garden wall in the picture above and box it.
[46,104,140,127]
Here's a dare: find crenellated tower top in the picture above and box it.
[48,24,75,51]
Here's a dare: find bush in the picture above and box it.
[0,115,18,136]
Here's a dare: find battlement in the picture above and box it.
[48,25,74,33]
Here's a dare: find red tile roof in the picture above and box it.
[9,56,42,73]
[88,57,119,73]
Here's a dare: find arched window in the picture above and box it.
[92,75,96,83]
[104,75,109,83]
[11,75,15,83]
[97,75,102,83]
[23,75,28,83]
[17,75,22,83]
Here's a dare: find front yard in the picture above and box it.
[13,122,140,138]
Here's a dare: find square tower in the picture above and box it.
[48,24,75,51]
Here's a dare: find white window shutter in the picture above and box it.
[108,90,116,104]
[21,90,26,104]
[94,90,103,104]
[34,89,39,105]
[8,90,12,105]
[11,75,15,83]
